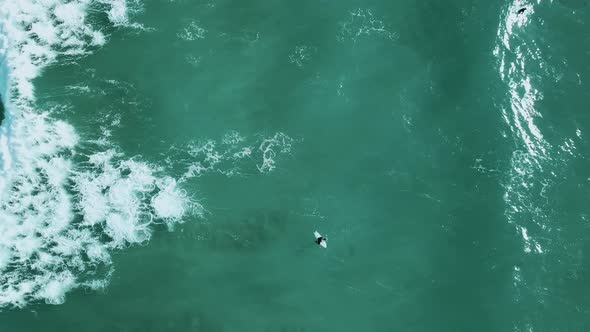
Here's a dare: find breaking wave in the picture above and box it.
[0,0,197,308]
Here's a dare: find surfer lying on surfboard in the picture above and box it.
[314,231,327,248]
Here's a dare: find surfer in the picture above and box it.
[314,231,327,248]
[517,7,526,14]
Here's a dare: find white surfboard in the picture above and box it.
[314,231,327,248]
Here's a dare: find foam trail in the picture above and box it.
[337,8,398,43]
[493,1,579,327]
[165,131,294,181]
[0,0,194,308]
[494,0,549,258]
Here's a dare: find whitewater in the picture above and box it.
[0,0,195,308]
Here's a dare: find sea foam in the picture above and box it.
[0,0,193,308]
[494,2,580,316]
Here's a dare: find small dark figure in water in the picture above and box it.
[313,231,327,248]
[517,7,526,15]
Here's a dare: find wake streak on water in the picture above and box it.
[494,0,584,329]
[0,0,195,308]
[496,0,550,257]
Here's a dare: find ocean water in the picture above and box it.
[0,0,589,331]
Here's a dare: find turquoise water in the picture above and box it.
[0,0,589,331]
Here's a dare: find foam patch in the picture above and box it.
[165,131,295,181]
[0,0,194,308]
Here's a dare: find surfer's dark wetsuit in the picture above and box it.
[316,237,326,245]
[517,8,526,14]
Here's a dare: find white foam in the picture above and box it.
[0,0,192,309]
[495,1,546,159]
[173,131,294,181]
[106,0,130,26]
[91,31,107,46]
[495,3,580,309]
[36,271,76,305]
[257,132,294,173]
[74,150,195,247]
[152,177,187,221]
[0,249,11,271]
[337,8,398,43]
[289,45,313,68]
[99,0,145,29]
[507,76,545,157]
[177,20,207,41]
[494,2,542,274]
[233,147,252,159]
